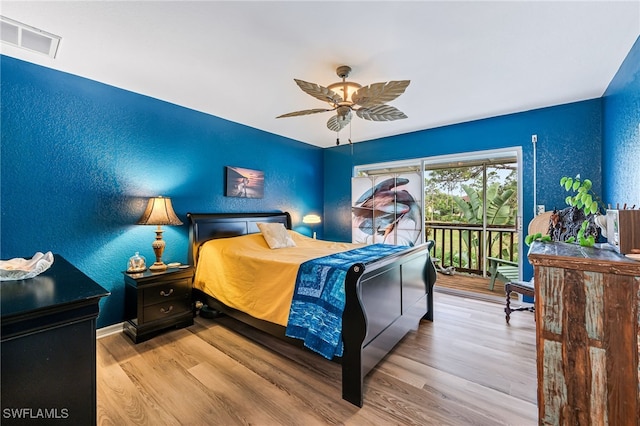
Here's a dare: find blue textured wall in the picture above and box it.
[324,99,603,280]
[1,56,323,327]
[603,36,640,207]
[2,35,637,326]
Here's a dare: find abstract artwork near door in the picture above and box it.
[352,172,423,246]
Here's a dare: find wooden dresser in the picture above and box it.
[528,242,640,425]
[1,255,109,425]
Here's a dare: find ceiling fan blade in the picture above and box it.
[356,105,408,121]
[327,111,352,132]
[352,80,410,108]
[294,79,343,105]
[276,108,334,118]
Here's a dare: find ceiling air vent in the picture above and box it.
[0,16,61,58]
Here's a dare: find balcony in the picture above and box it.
[426,221,519,297]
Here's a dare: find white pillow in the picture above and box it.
[257,222,296,249]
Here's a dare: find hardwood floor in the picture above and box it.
[97,293,537,425]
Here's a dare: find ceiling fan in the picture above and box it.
[277,65,410,142]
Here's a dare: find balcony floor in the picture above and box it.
[434,272,520,302]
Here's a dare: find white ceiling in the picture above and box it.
[2,1,639,148]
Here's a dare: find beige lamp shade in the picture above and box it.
[303,214,321,239]
[137,196,183,226]
[136,196,182,271]
[302,214,321,224]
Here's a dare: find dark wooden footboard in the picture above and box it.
[187,212,437,407]
[342,241,436,406]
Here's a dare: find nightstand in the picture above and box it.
[123,266,194,343]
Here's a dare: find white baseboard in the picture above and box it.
[97,322,123,339]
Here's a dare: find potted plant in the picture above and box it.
[526,175,604,247]
[559,175,607,246]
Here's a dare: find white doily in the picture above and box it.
[0,251,55,281]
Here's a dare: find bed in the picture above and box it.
[187,212,437,407]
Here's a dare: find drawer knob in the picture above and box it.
[160,289,174,297]
[160,306,174,314]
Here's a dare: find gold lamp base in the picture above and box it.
[149,262,167,271]
[149,225,168,271]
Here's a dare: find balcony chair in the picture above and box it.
[487,257,518,291]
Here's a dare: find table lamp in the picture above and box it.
[302,214,321,239]
[137,196,183,271]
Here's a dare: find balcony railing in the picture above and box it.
[425,221,519,276]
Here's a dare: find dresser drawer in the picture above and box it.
[143,278,190,306]
[143,298,191,323]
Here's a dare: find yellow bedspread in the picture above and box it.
[193,231,362,326]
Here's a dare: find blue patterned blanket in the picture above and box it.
[285,244,406,359]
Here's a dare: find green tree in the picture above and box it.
[451,183,517,261]
[452,183,515,226]
[425,167,482,217]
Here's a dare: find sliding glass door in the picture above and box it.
[424,156,519,276]
[353,148,522,283]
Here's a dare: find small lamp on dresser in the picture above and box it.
[303,214,321,239]
[137,196,183,271]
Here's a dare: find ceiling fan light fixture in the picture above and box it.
[326,65,361,105]
[327,80,361,105]
[277,64,410,134]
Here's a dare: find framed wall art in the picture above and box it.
[225,166,264,198]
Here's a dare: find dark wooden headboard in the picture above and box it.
[187,212,292,266]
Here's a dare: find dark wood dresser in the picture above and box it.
[1,254,109,426]
[528,242,640,425]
